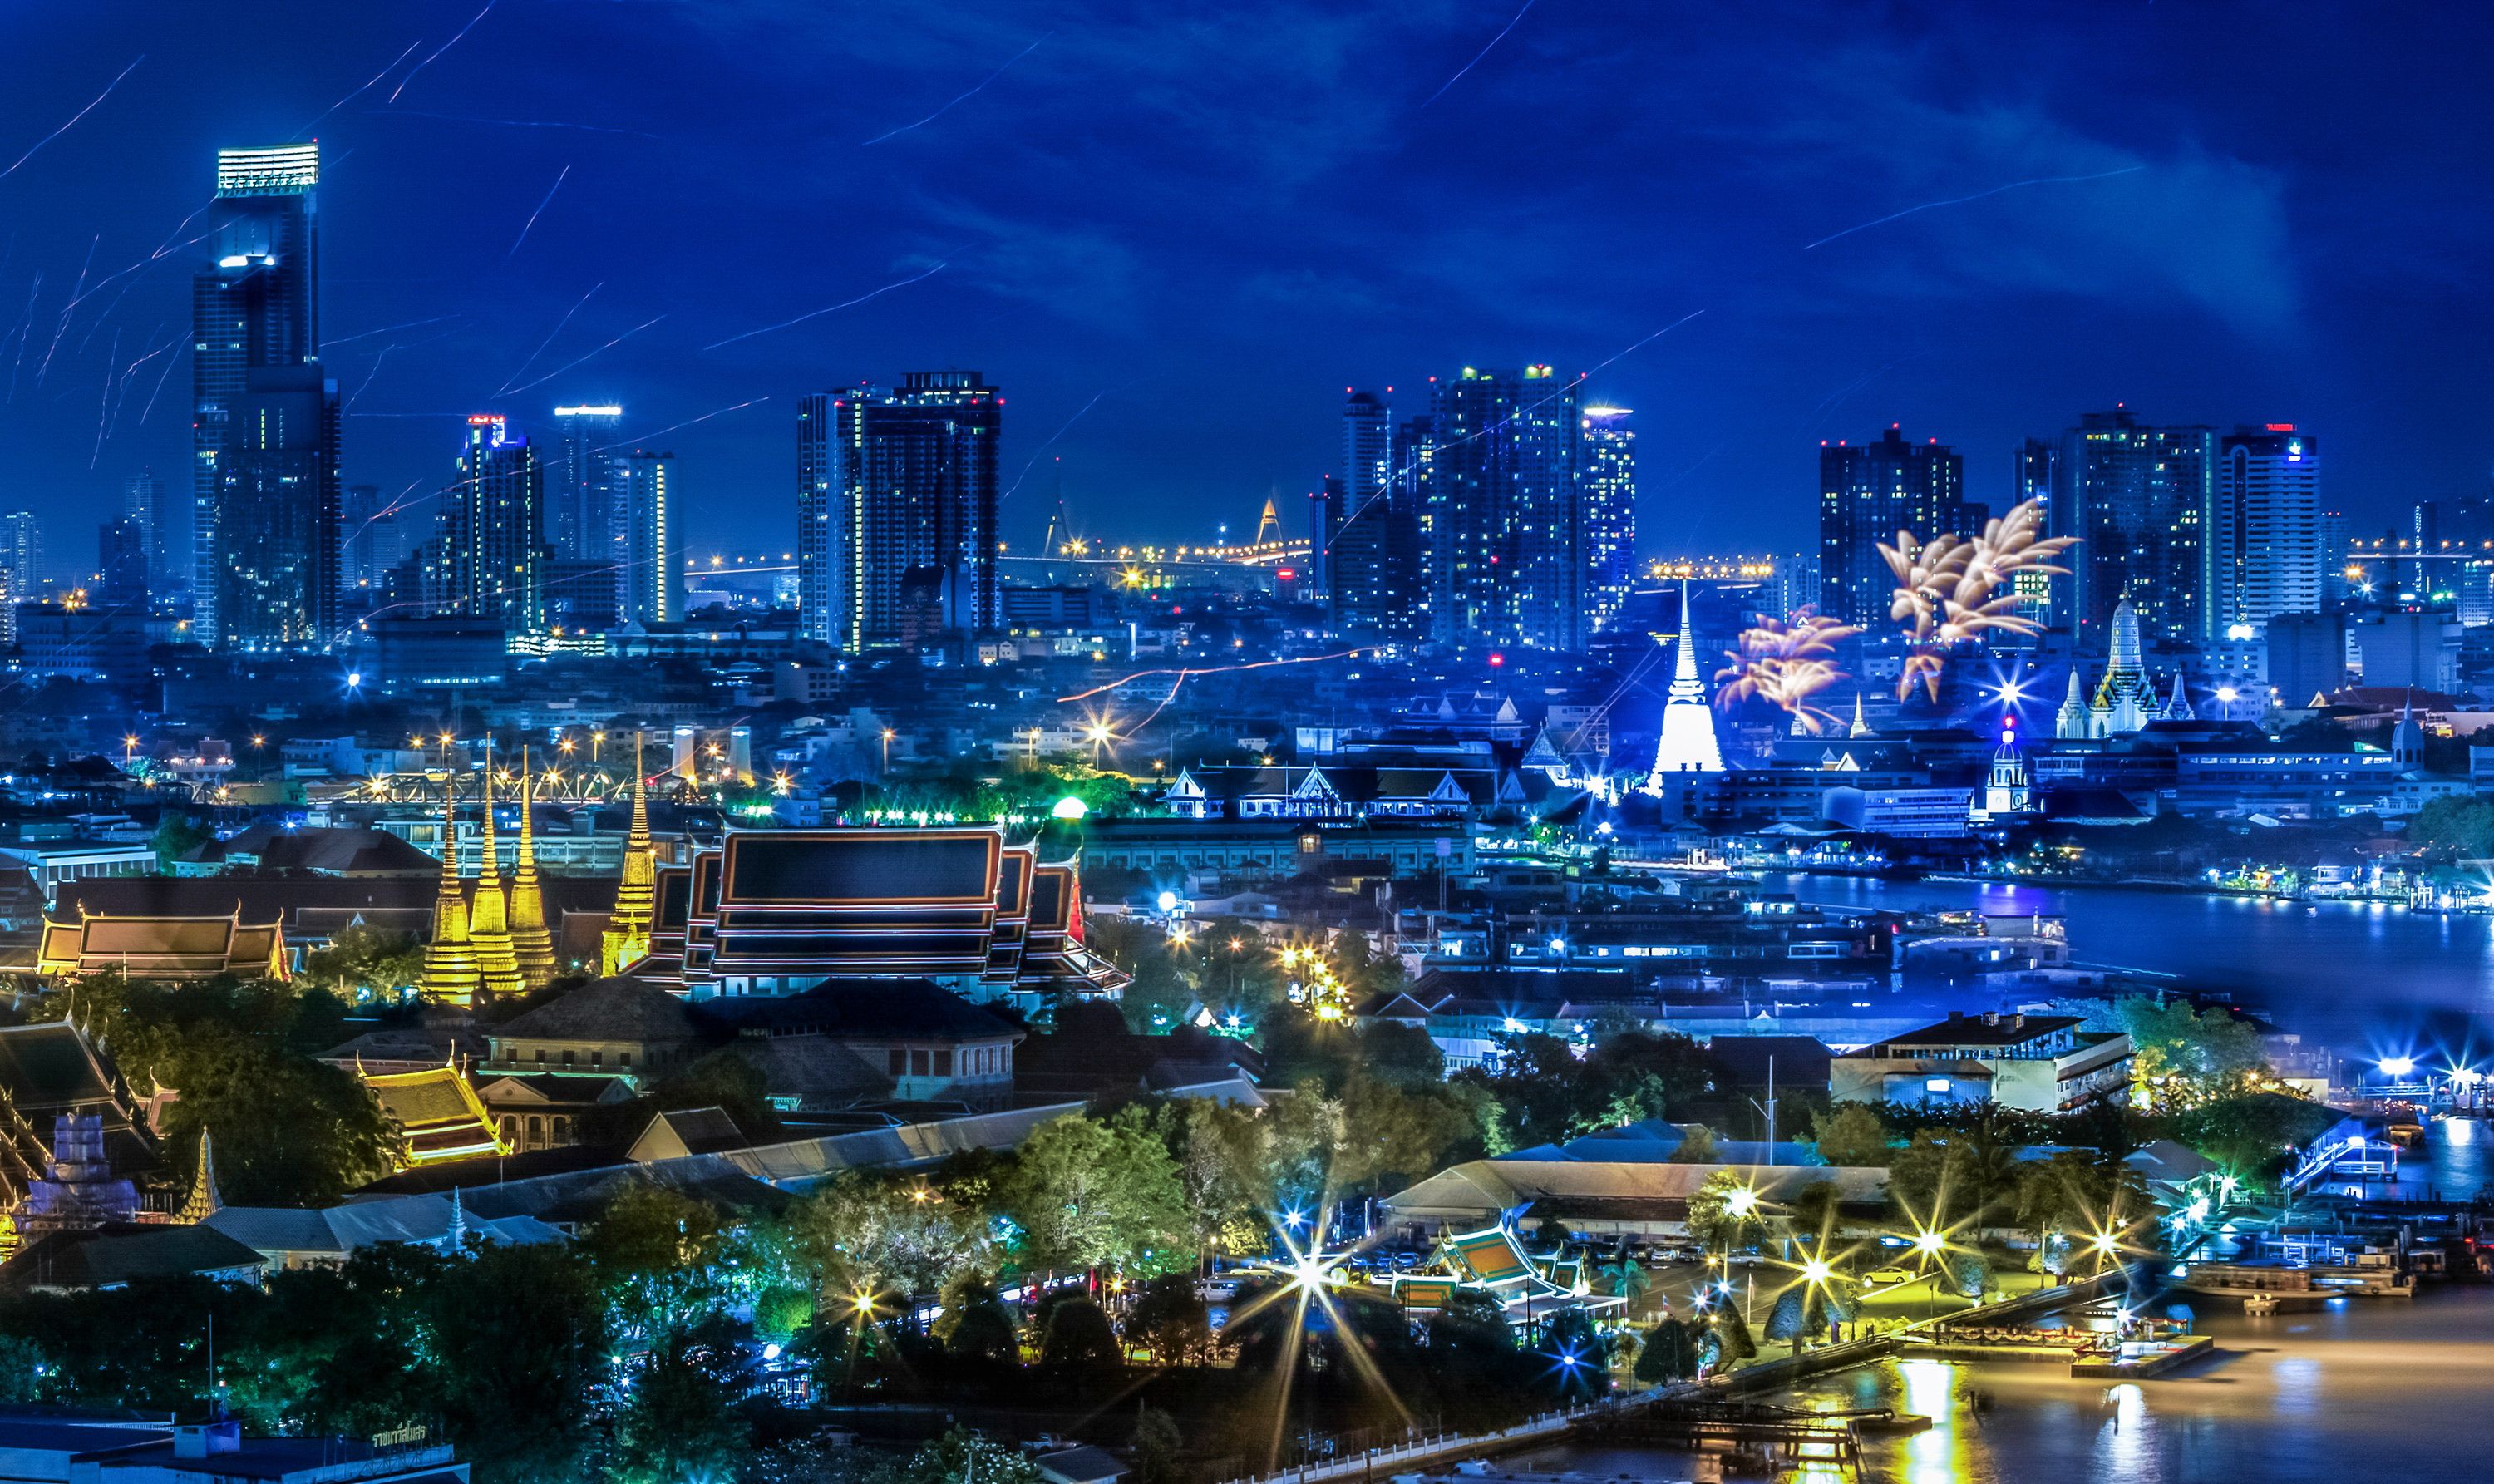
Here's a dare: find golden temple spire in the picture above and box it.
[467,739,525,998]
[601,731,657,975]
[508,746,558,987]
[417,774,482,1003]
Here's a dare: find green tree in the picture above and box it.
[1683,1170,1767,1255]
[1132,1407,1187,1484]
[1038,1296,1122,1377]
[1125,1274,1214,1363]
[2118,998,2270,1107]
[1951,1252,1991,1301]
[151,812,215,870]
[790,1172,992,1309]
[1811,1102,1891,1167]
[895,1427,1048,1484]
[157,1040,399,1205]
[298,925,426,998]
[1710,1299,1758,1362]
[428,1243,608,1483]
[609,1313,750,1484]
[2408,795,2494,859]
[1633,1317,1693,1384]
[1785,1180,1844,1244]
[1003,1109,1193,1276]
[1596,1250,1650,1303]
[1764,1291,1807,1351]
[1669,1124,1721,1163]
[932,1273,1021,1367]
[579,1184,731,1340]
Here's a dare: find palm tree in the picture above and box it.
[1598,1250,1651,1304]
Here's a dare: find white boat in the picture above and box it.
[2242,1294,2280,1316]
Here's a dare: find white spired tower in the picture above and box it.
[1644,580,1724,790]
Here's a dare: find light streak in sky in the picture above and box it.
[1883,497,2077,698]
[0,55,144,184]
[1000,386,1122,502]
[298,38,425,136]
[861,33,1053,145]
[87,328,116,468]
[1418,0,1537,108]
[35,236,100,387]
[506,164,571,257]
[499,313,663,397]
[326,313,464,348]
[136,334,183,425]
[390,0,500,104]
[1058,648,1371,734]
[1714,610,1863,733]
[2,274,39,401]
[374,108,659,139]
[495,282,602,396]
[702,262,948,351]
[1804,165,2147,250]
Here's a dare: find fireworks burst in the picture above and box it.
[1880,497,2078,699]
[1713,609,1863,733]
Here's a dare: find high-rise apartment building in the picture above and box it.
[97,520,148,608]
[1426,366,1582,650]
[2056,407,2213,649]
[2207,425,2323,640]
[191,142,323,645]
[341,481,419,598]
[216,362,341,648]
[824,372,1000,651]
[1817,426,1969,627]
[1580,406,1637,634]
[547,404,623,561]
[796,393,836,643]
[0,511,42,601]
[2013,438,2062,624]
[441,415,545,633]
[617,451,677,627]
[1327,390,1422,639]
[123,469,163,599]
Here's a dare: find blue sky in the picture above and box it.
[1,0,2487,579]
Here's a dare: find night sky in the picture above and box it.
[2,2,2488,583]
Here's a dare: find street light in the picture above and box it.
[880,727,895,772]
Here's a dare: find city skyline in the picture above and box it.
[0,2,2484,578]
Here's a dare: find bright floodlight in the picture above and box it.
[2382,1056,2416,1077]
[1157,890,1179,911]
[1913,1231,1945,1255]
[1726,1187,1759,1218]
[1051,796,1089,821]
[2091,1231,2120,1255]
[1801,1260,1831,1284]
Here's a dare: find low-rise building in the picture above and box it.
[1830,1011,2132,1112]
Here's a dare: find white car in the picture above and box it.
[1863,1266,1915,1287]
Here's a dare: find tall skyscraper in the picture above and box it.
[123,470,163,599]
[617,451,678,627]
[341,481,418,597]
[1328,390,1422,639]
[796,392,836,644]
[1580,406,1637,634]
[2056,407,2213,649]
[826,372,1001,651]
[0,511,42,601]
[217,362,341,648]
[191,142,322,645]
[96,520,149,609]
[441,415,545,633]
[2208,424,2323,639]
[547,404,624,561]
[1818,426,1968,627]
[1426,366,1582,650]
[2013,438,2062,624]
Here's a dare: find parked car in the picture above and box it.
[1863,1266,1915,1287]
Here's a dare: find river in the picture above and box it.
[1760,872,2494,1053]
[1519,1284,2494,1482]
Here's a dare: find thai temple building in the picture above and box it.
[416,785,482,1003]
[506,752,558,988]
[465,749,526,999]
[1644,581,1724,789]
[2057,598,2193,740]
[601,737,658,976]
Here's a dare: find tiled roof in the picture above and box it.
[494,977,698,1043]
[0,1223,266,1293]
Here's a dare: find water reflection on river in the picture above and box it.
[1522,1286,2494,1482]
[1758,873,2494,1047]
